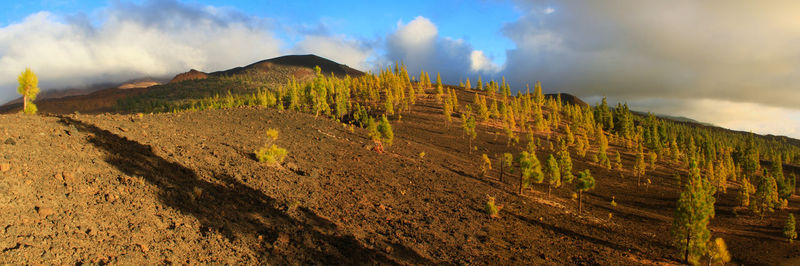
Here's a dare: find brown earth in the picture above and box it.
[1,88,799,265]
[0,55,363,115]
[169,69,209,84]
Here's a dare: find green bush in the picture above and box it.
[485,196,501,218]
[255,144,288,164]
[377,115,394,146]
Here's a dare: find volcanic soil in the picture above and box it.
[1,89,799,264]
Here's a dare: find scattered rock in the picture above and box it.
[0,163,10,172]
[275,233,290,246]
[3,138,15,145]
[36,206,55,218]
[62,172,74,182]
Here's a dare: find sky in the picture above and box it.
[1,0,799,138]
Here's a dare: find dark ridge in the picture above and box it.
[170,69,209,83]
[544,93,589,108]
[210,54,364,78]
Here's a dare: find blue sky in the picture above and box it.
[1,0,799,138]
[1,0,520,68]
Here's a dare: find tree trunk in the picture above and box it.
[684,227,691,263]
[500,159,504,183]
[548,184,551,197]
[579,191,583,213]
[22,96,27,112]
[519,172,523,195]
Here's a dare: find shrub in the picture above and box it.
[255,129,288,164]
[785,213,797,243]
[266,128,279,140]
[708,238,731,264]
[480,154,492,177]
[255,144,288,164]
[485,196,502,218]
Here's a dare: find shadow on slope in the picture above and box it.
[56,116,428,264]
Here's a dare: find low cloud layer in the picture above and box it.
[622,98,800,138]
[0,0,283,102]
[501,1,800,110]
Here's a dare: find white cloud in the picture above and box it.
[0,1,282,102]
[391,16,437,51]
[502,1,800,109]
[470,50,500,73]
[385,16,499,83]
[291,35,374,70]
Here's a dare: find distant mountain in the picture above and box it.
[168,54,364,84]
[0,54,364,115]
[544,93,589,108]
[630,110,714,127]
[212,54,363,77]
[0,77,167,114]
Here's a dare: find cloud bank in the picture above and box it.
[0,0,283,102]
[501,1,800,110]
[384,16,499,83]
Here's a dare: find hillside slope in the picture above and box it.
[2,86,799,264]
[0,55,362,115]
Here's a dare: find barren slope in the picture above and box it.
[1,89,799,264]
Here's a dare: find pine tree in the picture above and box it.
[773,155,793,200]
[614,151,623,171]
[475,94,489,122]
[443,93,453,123]
[435,72,444,103]
[558,140,574,183]
[565,124,575,146]
[634,144,647,185]
[533,81,544,106]
[575,169,596,213]
[737,177,754,207]
[465,77,471,90]
[785,213,797,243]
[597,128,611,169]
[311,66,330,118]
[461,106,477,152]
[476,76,483,93]
[649,151,657,170]
[17,68,40,114]
[450,88,459,112]
[519,151,543,194]
[366,117,380,142]
[500,153,514,183]
[752,172,780,220]
[377,114,394,146]
[671,159,716,265]
[546,154,561,196]
[489,97,500,119]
